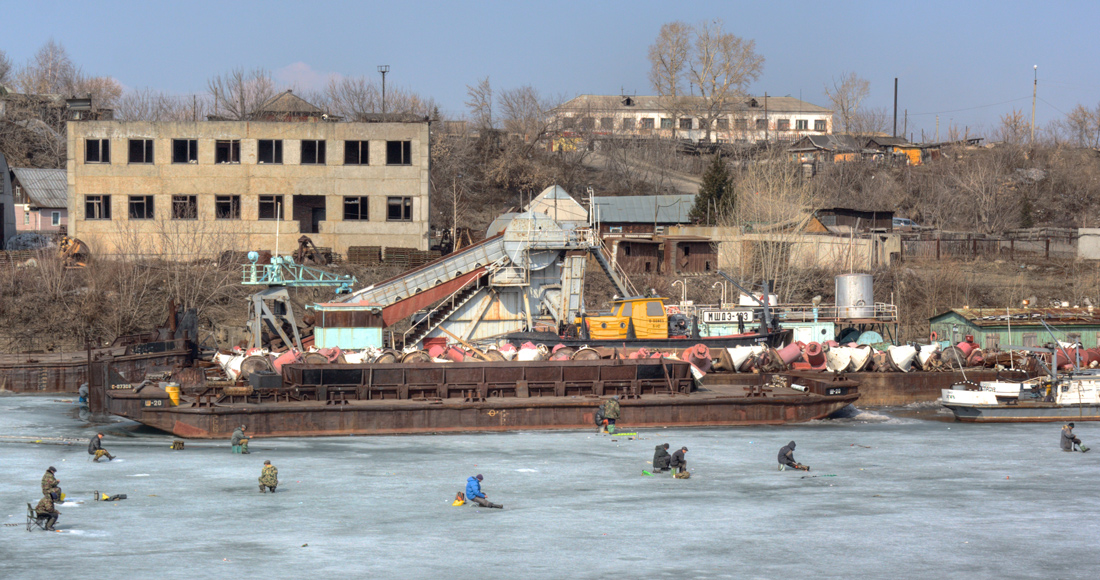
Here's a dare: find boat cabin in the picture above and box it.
[581,296,670,340]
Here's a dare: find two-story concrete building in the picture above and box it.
[66,113,430,259]
[555,94,832,143]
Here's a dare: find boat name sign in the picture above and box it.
[702,310,754,323]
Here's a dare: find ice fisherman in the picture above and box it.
[231,425,250,454]
[88,432,115,462]
[1061,423,1087,452]
[258,460,278,492]
[778,441,809,471]
[35,493,60,531]
[41,466,59,495]
[652,443,672,472]
[669,446,689,477]
[465,474,502,509]
[597,396,621,434]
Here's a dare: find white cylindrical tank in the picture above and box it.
[836,273,874,318]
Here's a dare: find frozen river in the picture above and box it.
[1,395,1098,580]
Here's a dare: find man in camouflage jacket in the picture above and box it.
[41,467,59,495]
[259,460,278,492]
[35,494,60,530]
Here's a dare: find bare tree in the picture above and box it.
[0,49,12,86]
[849,106,891,136]
[465,76,494,130]
[207,68,276,120]
[15,40,76,94]
[824,72,871,135]
[997,108,1029,144]
[116,89,210,122]
[1060,103,1100,148]
[68,71,123,111]
[648,21,764,141]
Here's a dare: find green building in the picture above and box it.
[928,308,1100,349]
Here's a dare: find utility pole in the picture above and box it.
[893,78,898,138]
[764,92,769,142]
[378,65,390,115]
[1030,65,1038,144]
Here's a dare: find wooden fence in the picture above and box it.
[901,237,1076,261]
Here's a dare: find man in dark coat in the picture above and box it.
[669,446,688,476]
[778,441,809,471]
[35,494,60,531]
[653,443,671,472]
[1061,423,1084,451]
[88,433,115,461]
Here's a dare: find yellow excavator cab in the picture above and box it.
[579,296,669,340]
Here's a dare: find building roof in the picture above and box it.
[930,307,1100,328]
[10,167,67,208]
[592,194,695,224]
[788,134,862,153]
[864,136,911,148]
[252,90,325,117]
[526,185,588,222]
[558,94,831,115]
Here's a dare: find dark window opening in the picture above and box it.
[660,118,673,129]
[258,140,283,164]
[215,195,240,220]
[386,141,412,165]
[172,139,198,163]
[644,262,652,273]
[85,195,111,220]
[646,301,663,317]
[562,117,576,129]
[624,245,631,256]
[777,119,791,131]
[216,140,240,164]
[85,139,110,163]
[716,119,730,130]
[172,195,198,219]
[293,195,326,234]
[344,196,369,220]
[815,119,827,131]
[795,120,809,131]
[640,118,655,130]
[301,140,326,164]
[344,141,369,165]
[622,118,636,130]
[128,195,154,219]
[128,139,154,164]
[258,195,284,220]
[734,118,747,129]
[755,118,767,130]
[599,117,614,130]
[679,118,693,130]
[386,196,413,221]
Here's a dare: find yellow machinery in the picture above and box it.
[581,296,670,340]
[58,236,90,268]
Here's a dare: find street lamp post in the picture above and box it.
[1030,65,1037,145]
[378,65,390,115]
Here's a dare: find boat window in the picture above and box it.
[646,301,664,317]
[619,303,632,317]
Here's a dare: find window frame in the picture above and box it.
[621,118,636,131]
[716,118,730,130]
[301,140,327,165]
[215,195,241,220]
[215,140,241,164]
[599,117,614,130]
[51,211,60,227]
[385,141,413,166]
[258,140,284,164]
[128,195,155,220]
[85,139,111,164]
[171,195,198,220]
[172,139,198,164]
[344,140,369,165]
[343,196,370,221]
[777,119,791,131]
[128,139,155,164]
[660,118,673,129]
[386,196,413,221]
[814,119,827,131]
[795,119,809,131]
[679,118,693,130]
[84,195,111,220]
[258,195,285,220]
[755,118,768,130]
[640,118,655,130]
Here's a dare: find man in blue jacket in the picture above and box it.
[465,474,503,509]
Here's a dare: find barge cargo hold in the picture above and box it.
[0,338,194,393]
[91,358,858,438]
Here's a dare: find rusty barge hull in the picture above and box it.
[703,369,1027,407]
[104,391,859,438]
[97,358,858,438]
[0,338,194,393]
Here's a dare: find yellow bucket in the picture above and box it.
[165,385,180,406]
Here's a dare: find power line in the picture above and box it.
[909,96,1031,116]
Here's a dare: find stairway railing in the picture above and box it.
[595,239,639,297]
[402,274,484,347]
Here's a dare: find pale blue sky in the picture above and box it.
[3,0,1096,138]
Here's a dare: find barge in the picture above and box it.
[89,358,859,438]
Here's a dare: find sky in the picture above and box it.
[3,0,1097,139]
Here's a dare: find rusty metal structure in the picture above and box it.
[90,358,859,438]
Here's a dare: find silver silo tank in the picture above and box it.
[836,273,874,318]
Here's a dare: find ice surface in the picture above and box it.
[2,395,1099,579]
